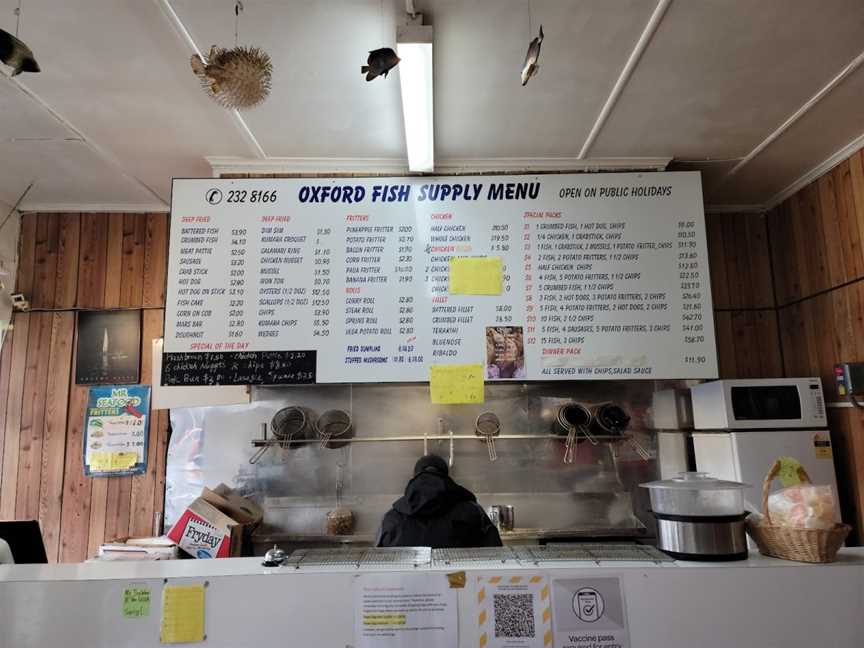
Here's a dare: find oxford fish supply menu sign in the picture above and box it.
[163,172,717,384]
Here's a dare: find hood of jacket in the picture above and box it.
[392,471,477,518]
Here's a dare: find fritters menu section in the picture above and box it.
[164,173,717,384]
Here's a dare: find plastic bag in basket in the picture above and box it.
[767,484,837,530]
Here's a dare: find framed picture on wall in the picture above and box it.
[76,310,141,385]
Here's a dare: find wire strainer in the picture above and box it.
[475,411,501,462]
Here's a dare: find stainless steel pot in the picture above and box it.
[654,512,749,561]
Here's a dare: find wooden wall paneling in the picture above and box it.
[723,217,749,309]
[54,213,81,308]
[830,284,855,367]
[86,462,109,557]
[76,214,109,308]
[0,324,14,501]
[832,160,864,281]
[766,207,792,306]
[799,297,821,377]
[753,309,783,377]
[30,214,59,309]
[38,312,74,561]
[103,474,132,543]
[778,304,809,378]
[142,213,168,308]
[120,213,146,308]
[798,183,831,295]
[789,193,816,300]
[853,281,864,362]
[14,312,53,520]
[713,311,738,378]
[817,173,848,288]
[103,213,124,308]
[152,409,170,535]
[745,214,775,308]
[705,213,730,309]
[849,150,864,250]
[58,324,92,562]
[129,309,164,538]
[812,292,839,390]
[731,311,762,378]
[14,213,36,297]
[0,313,29,518]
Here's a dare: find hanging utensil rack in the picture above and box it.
[251,432,644,445]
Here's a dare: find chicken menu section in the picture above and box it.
[163,173,718,385]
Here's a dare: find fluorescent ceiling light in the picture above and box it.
[397,22,434,172]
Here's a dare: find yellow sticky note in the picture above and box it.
[778,456,805,488]
[161,584,205,644]
[449,257,503,295]
[430,364,484,404]
[90,451,112,471]
[111,452,138,470]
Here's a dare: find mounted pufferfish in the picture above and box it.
[190,45,272,110]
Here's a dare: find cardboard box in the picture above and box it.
[167,484,262,558]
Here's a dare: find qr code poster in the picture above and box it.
[476,574,552,648]
[551,578,629,648]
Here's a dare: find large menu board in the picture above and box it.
[164,173,717,384]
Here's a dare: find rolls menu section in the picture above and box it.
[164,172,718,385]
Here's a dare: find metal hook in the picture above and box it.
[579,424,599,446]
[448,430,454,469]
[249,421,269,464]
[628,435,651,461]
[563,425,578,464]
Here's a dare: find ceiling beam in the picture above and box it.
[577,0,672,159]
[155,0,267,160]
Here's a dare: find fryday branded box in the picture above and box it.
[167,484,262,558]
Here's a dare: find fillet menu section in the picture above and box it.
[164,173,717,383]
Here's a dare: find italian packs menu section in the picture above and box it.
[164,173,717,385]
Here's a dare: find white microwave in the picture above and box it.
[690,378,826,430]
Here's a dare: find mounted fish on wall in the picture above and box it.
[189,2,272,110]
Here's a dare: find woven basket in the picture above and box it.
[746,459,851,563]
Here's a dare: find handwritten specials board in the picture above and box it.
[163,173,717,384]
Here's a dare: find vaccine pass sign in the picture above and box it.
[552,578,629,648]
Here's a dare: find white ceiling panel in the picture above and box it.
[430,0,656,157]
[668,159,738,205]
[171,0,407,158]
[0,140,162,209]
[0,0,253,201]
[0,81,71,141]
[707,67,864,206]
[590,0,864,160]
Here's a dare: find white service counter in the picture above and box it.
[2,549,863,648]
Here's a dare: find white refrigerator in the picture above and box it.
[692,429,840,522]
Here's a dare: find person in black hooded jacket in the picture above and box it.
[376,455,502,548]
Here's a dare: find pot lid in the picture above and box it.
[640,471,749,490]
